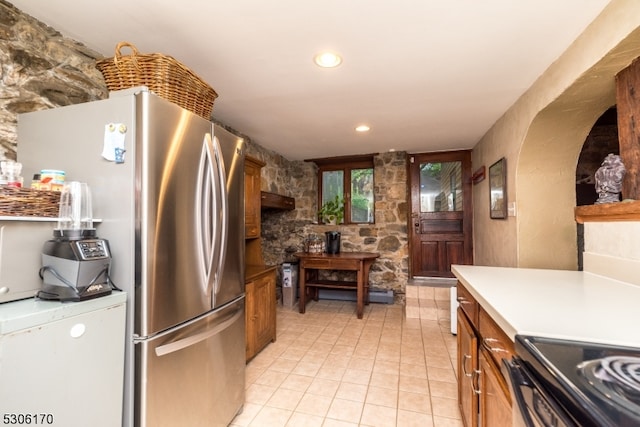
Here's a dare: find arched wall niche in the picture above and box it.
[516,26,640,269]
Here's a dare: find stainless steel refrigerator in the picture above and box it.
[17,88,246,427]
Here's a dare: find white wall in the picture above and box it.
[583,222,640,285]
[472,0,640,270]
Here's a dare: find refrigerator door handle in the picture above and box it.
[196,133,218,300]
[154,307,242,357]
[211,135,228,297]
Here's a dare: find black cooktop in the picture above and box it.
[516,335,640,427]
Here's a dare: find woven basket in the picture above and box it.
[96,42,218,120]
[0,187,61,218]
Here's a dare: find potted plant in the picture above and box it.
[318,195,344,225]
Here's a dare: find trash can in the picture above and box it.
[325,231,341,254]
[281,262,299,308]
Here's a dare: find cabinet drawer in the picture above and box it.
[301,258,359,270]
[456,282,479,326]
[479,308,514,368]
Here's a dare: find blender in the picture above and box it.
[38,182,113,301]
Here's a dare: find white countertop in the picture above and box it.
[0,291,127,334]
[0,216,102,222]
[451,264,640,348]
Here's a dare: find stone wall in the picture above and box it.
[251,144,410,303]
[0,0,107,160]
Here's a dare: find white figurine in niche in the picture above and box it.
[594,153,626,204]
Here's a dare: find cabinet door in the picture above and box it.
[244,158,263,239]
[245,280,256,360]
[245,270,276,361]
[254,272,276,351]
[457,308,478,427]
[479,348,512,427]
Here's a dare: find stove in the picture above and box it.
[504,335,640,427]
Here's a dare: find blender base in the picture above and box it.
[38,283,112,302]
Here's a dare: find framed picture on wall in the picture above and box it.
[489,158,507,219]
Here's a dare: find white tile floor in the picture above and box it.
[231,284,461,427]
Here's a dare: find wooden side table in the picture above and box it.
[293,252,380,319]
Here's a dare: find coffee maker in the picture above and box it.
[39,182,113,301]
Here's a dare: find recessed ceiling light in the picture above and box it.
[355,125,370,132]
[314,51,342,68]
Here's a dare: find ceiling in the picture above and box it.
[9,0,611,161]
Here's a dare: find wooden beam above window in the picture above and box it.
[305,153,377,167]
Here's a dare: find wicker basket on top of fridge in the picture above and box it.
[96,42,218,120]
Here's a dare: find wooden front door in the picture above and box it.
[408,150,473,277]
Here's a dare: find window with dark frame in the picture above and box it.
[308,154,376,225]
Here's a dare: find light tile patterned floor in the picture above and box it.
[231,285,461,427]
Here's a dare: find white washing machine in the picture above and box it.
[0,292,127,427]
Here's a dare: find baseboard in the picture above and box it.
[408,277,457,288]
[317,288,395,304]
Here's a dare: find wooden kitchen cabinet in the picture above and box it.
[244,156,265,239]
[457,308,479,427]
[456,282,513,427]
[479,348,513,427]
[245,267,276,361]
[244,155,276,362]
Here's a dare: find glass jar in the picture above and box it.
[31,173,41,190]
[0,161,23,188]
